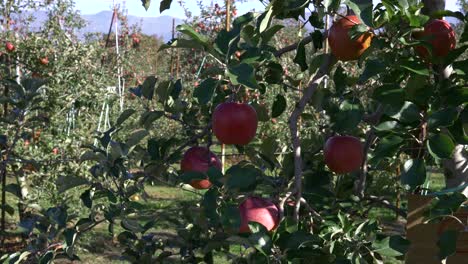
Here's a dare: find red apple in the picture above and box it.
[39,57,49,65]
[239,196,279,233]
[5,42,15,52]
[53,147,59,155]
[24,139,30,147]
[328,16,372,61]
[181,146,221,189]
[324,135,363,174]
[212,102,258,145]
[415,19,456,59]
[235,51,241,59]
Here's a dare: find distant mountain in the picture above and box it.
[14,10,460,41]
[81,11,183,40]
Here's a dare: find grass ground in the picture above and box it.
[0,170,448,263]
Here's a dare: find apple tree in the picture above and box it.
[1,0,467,263]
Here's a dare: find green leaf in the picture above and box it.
[331,100,364,133]
[155,80,173,103]
[248,222,272,255]
[207,167,223,187]
[373,235,410,257]
[427,134,455,159]
[344,0,374,27]
[39,251,54,264]
[293,37,308,71]
[430,10,465,21]
[443,45,468,67]
[141,76,157,100]
[177,24,209,47]
[437,230,459,260]
[121,218,145,233]
[225,164,259,192]
[221,204,241,232]
[5,184,21,198]
[324,0,342,12]
[56,176,88,193]
[159,0,172,13]
[158,39,204,51]
[271,95,287,118]
[400,60,430,76]
[258,7,274,33]
[126,129,149,147]
[309,11,324,29]
[180,171,206,184]
[194,78,218,105]
[333,65,347,94]
[400,159,426,190]
[358,59,386,84]
[80,189,93,208]
[375,120,399,131]
[141,0,150,10]
[115,109,136,127]
[373,85,405,105]
[140,111,164,129]
[427,108,459,130]
[371,135,404,161]
[386,101,420,124]
[261,25,284,44]
[1,204,14,216]
[447,87,468,105]
[227,63,259,89]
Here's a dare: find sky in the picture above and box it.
[74,0,460,19]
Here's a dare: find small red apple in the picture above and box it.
[5,42,15,52]
[212,102,258,145]
[414,19,456,59]
[271,118,277,124]
[181,146,221,189]
[39,57,49,65]
[24,139,30,147]
[53,147,59,155]
[239,196,279,233]
[324,135,363,174]
[235,51,241,59]
[194,81,199,87]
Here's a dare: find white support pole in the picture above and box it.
[114,6,123,112]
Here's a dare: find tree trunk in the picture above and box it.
[422,0,468,196]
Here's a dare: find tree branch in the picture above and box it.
[288,54,335,222]
[275,35,313,57]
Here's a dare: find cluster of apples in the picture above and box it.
[4,41,49,66]
[324,15,456,172]
[328,15,456,62]
[179,102,277,233]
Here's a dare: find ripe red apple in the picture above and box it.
[235,51,241,59]
[39,57,49,65]
[324,135,363,174]
[328,15,372,61]
[239,196,280,233]
[5,42,15,52]
[53,147,59,155]
[414,19,456,59]
[194,81,199,87]
[212,102,258,145]
[181,146,221,189]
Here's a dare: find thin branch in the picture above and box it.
[288,54,335,222]
[354,130,377,198]
[299,197,323,222]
